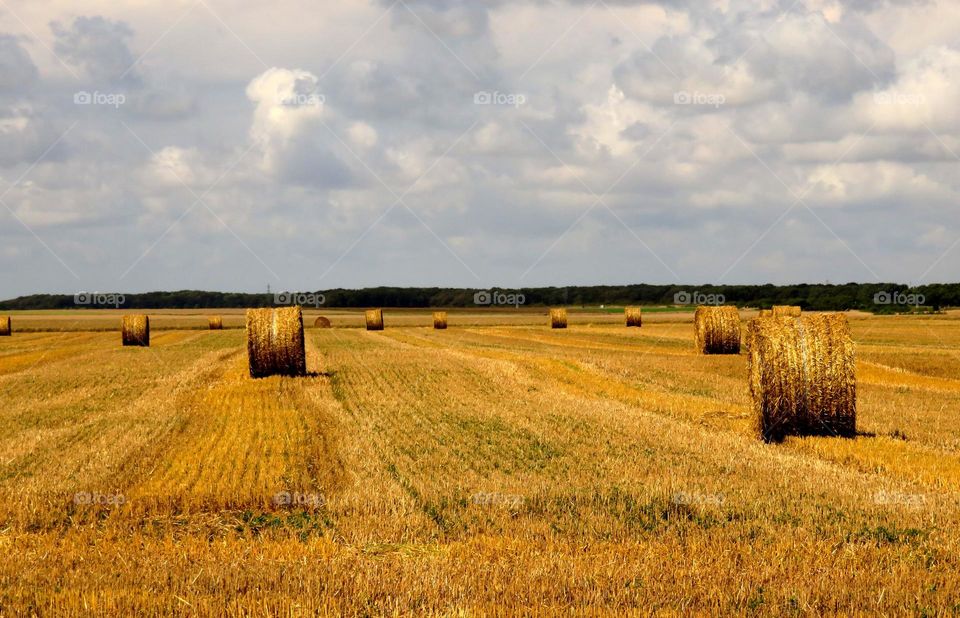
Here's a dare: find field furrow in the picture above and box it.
[127,338,347,514]
[373,325,960,493]
[0,333,242,525]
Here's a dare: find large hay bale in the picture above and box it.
[121,315,150,347]
[246,306,306,378]
[748,314,856,442]
[314,316,332,328]
[625,306,642,328]
[365,309,384,331]
[0,316,9,336]
[694,306,741,354]
[208,316,223,330]
[772,305,802,317]
[433,311,448,329]
[550,308,567,329]
[748,309,774,350]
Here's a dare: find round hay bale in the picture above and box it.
[694,306,741,354]
[772,305,801,317]
[365,309,384,331]
[0,316,10,336]
[314,316,332,328]
[625,306,642,328]
[246,306,306,378]
[121,315,150,347]
[433,311,448,329]
[744,314,770,352]
[550,308,567,329]
[748,314,856,442]
[208,316,223,330]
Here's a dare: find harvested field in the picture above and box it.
[2,310,960,614]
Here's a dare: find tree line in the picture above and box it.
[0,283,953,312]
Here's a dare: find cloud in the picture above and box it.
[245,67,353,188]
[0,35,38,91]
[52,16,140,85]
[50,16,198,120]
[130,86,196,120]
[0,103,70,168]
[0,2,958,295]
[615,9,895,111]
[858,46,960,132]
[348,122,378,149]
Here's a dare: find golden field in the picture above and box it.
[1,309,960,615]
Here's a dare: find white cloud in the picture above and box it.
[859,46,960,132]
[574,85,665,159]
[143,146,206,187]
[804,161,948,204]
[245,67,351,187]
[347,121,378,149]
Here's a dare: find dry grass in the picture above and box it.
[694,305,741,354]
[550,308,567,329]
[748,314,856,442]
[773,305,802,317]
[208,316,223,330]
[433,311,448,330]
[0,316,10,336]
[365,308,384,331]
[245,307,306,378]
[121,314,149,347]
[625,306,642,327]
[2,311,960,614]
[758,309,773,318]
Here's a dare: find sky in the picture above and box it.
[0,0,958,297]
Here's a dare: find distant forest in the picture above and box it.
[0,284,953,313]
